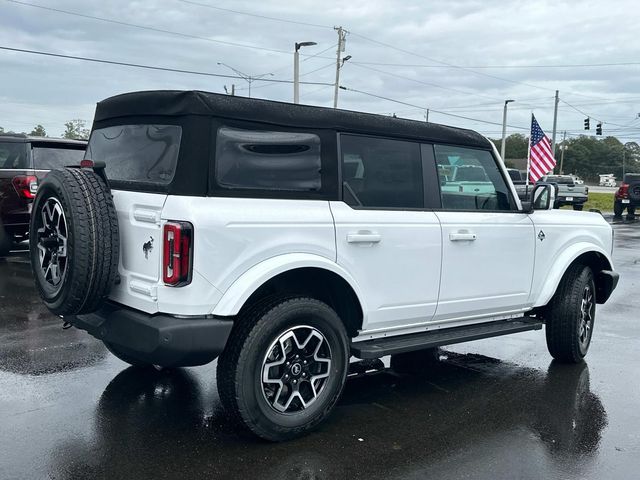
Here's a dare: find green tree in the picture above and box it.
[29,124,46,137]
[490,134,529,160]
[62,119,89,140]
[0,126,4,133]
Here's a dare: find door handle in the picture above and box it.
[347,232,382,244]
[449,232,477,242]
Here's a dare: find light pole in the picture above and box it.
[217,62,273,98]
[294,41,317,104]
[500,99,515,162]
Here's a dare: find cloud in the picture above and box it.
[0,0,638,140]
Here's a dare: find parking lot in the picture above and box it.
[0,217,638,480]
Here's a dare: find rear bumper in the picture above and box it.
[68,302,233,367]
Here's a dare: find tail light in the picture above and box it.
[163,221,193,286]
[616,183,629,199]
[12,175,38,199]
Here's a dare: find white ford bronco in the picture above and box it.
[29,90,619,441]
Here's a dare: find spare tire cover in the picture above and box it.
[29,168,119,316]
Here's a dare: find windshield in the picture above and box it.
[85,124,182,184]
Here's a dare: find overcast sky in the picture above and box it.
[1,0,640,142]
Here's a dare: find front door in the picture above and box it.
[432,144,535,321]
[331,134,442,332]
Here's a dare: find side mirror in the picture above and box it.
[530,182,558,210]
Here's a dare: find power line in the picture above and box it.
[0,46,334,86]
[339,86,529,130]
[175,0,331,29]
[351,60,640,69]
[349,63,504,102]
[4,0,331,59]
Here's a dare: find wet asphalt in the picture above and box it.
[0,218,639,480]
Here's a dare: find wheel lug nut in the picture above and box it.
[293,379,297,384]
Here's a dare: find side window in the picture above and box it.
[0,142,29,169]
[435,145,513,211]
[341,134,423,209]
[215,127,321,191]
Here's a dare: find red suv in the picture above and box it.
[613,173,640,220]
[0,134,86,255]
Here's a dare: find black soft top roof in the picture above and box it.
[95,90,492,149]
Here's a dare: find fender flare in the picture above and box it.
[211,253,367,317]
[533,242,613,308]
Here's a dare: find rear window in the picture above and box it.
[85,125,182,184]
[215,127,321,191]
[0,142,29,169]
[33,146,85,170]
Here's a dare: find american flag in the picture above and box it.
[528,114,556,182]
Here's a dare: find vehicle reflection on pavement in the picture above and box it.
[48,352,606,480]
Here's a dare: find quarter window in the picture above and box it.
[215,127,321,191]
[435,145,512,211]
[341,135,423,209]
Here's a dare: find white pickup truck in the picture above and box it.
[29,91,618,441]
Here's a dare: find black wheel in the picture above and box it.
[572,204,584,211]
[613,201,624,218]
[545,264,596,363]
[390,348,440,375]
[217,297,349,441]
[104,342,152,368]
[28,168,119,316]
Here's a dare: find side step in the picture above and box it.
[351,317,542,359]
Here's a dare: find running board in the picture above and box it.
[351,317,543,359]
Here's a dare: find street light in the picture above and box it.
[293,41,317,104]
[217,62,274,98]
[500,99,515,162]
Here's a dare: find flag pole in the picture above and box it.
[525,113,532,195]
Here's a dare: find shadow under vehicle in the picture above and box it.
[48,352,606,480]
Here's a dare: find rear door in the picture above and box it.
[433,144,535,321]
[84,124,182,313]
[331,134,442,332]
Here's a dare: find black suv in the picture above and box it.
[0,134,86,255]
[614,173,640,220]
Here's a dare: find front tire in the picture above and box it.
[217,297,349,441]
[545,264,596,363]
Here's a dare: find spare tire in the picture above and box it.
[29,168,119,316]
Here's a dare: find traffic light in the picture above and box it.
[584,118,590,130]
[596,122,602,135]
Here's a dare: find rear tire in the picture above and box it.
[0,223,11,257]
[613,201,624,218]
[545,264,596,363]
[217,296,349,441]
[28,168,119,316]
[390,348,440,374]
[572,204,584,211]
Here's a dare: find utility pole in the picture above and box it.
[500,99,515,161]
[559,130,567,174]
[425,109,429,122]
[333,26,347,109]
[551,90,559,157]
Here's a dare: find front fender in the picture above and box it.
[533,242,613,308]
[211,253,367,317]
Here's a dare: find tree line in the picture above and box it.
[491,134,640,181]
[0,120,90,140]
